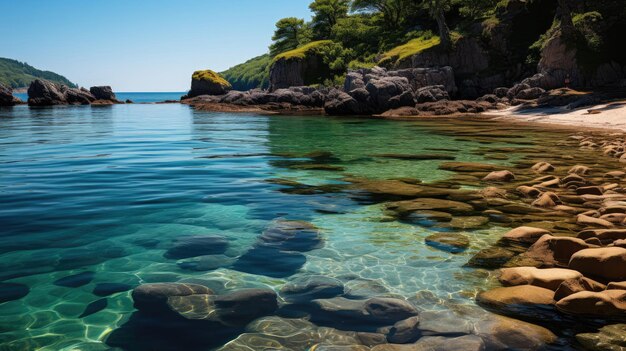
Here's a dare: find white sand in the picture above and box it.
[485,101,626,131]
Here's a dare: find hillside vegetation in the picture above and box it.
[220,0,626,90]
[0,58,76,89]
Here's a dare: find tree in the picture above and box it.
[309,0,350,39]
[269,17,306,56]
[351,0,416,29]
[422,0,452,50]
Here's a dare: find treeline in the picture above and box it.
[0,58,77,89]
[221,0,625,90]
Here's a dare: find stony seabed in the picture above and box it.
[0,103,625,350]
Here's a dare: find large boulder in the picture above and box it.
[476,285,555,319]
[568,247,626,282]
[556,290,626,318]
[310,296,418,329]
[0,83,17,106]
[499,226,551,245]
[27,79,67,106]
[90,86,118,101]
[518,234,593,267]
[499,267,582,290]
[187,70,232,98]
[131,283,212,313]
[64,86,96,105]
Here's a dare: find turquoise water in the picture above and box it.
[13,92,184,103]
[0,103,531,350]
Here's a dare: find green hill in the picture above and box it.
[0,58,77,89]
[220,54,272,91]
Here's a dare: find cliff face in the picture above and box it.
[268,41,336,91]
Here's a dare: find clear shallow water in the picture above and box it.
[0,103,529,350]
[13,92,184,103]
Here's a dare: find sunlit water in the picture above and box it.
[0,103,533,350]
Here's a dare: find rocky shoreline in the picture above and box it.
[0,79,124,106]
[98,120,626,350]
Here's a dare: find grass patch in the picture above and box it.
[274,40,334,61]
[378,34,441,65]
[192,70,231,88]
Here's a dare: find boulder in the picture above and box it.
[386,316,420,344]
[554,277,606,301]
[476,286,555,319]
[516,186,542,198]
[415,85,449,103]
[499,227,551,245]
[90,86,118,101]
[280,275,344,302]
[168,288,278,326]
[425,233,470,253]
[531,162,554,173]
[311,297,418,329]
[482,170,515,182]
[27,79,67,106]
[515,87,545,100]
[498,267,582,290]
[520,234,593,267]
[532,192,561,208]
[467,247,515,268]
[474,314,557,350]
[568,247,626,281]
[131,283,212,313]
[187,70,231,98]
[0,83,16,106]
[556,290,626,318]
[64,87,96,105]
[576,324,626,351]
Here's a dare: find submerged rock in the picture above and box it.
[164,235,229,259]
[425,233,470,253]
[93,283,133,297]
[280,275,344,303]
[576,324,626,351]
[0,282,29,303]
[79,298,108,318]
[53,271,95,288]
[132,282,212,313]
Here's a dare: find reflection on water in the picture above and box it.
[0,104,548,350]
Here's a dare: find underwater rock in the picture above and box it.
[132,282,212,313]
[168,288,278,326]
[576,324,626,351]
[498,267,582,290]
[164,235,229,259]
[386,316,420,344]
[0,282,29,303]
[232,246,307,278]
[417,310,473,337]
[280,275,345,303]
[474,314,558,349]
[425,233,470,253]
[466,247,516,268]
[93,283,133,297]
[79,298,108,318]
[387,198,474,217]
[310,296,418,330]
[258,220,323,252]
[53,271,96,288]
[177,254,235,272]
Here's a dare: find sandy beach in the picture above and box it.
[486,100,626,131]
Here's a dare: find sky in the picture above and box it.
[1,0,313,91]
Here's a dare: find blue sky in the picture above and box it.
[1,0,312,91]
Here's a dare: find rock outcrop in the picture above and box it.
[186,70,232,98]
[0,83,20,106]
[26,79,121,106]
[324,66,456,115]
[90,86,119,102]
